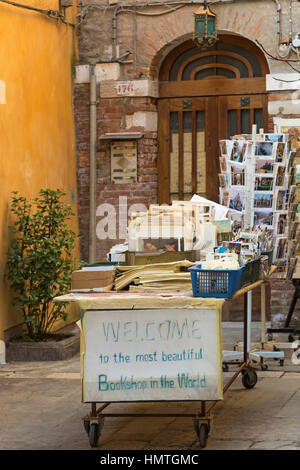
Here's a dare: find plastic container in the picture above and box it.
[240,258,261,288]
[189,264,245,298]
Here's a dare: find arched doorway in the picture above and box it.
[157,34,269,203]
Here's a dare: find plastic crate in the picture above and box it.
[189,264,245,298]
[240,258,261,288]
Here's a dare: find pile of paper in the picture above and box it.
[114,260,195,291]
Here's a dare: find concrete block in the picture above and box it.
[267,74,300,92]
[126,111,158,131]
[95,63,121,82]
[75,63,121,84]
[268,99,300,116]
[75,65,90,84]
[100,80,159,98]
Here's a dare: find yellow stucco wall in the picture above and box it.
[0,1,80,341]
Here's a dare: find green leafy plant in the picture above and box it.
[6,189,80,341]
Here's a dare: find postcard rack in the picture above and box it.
[218,126,297,281]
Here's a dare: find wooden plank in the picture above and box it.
[157,100,170,204]
[250,108,254,128]
[237,109,241,134]
[217,96,228,140]
[205,97,219,202]
[223,95,264,109]
[159,77,267,98]
[263,94,269,131]
[231,266,277,300]
[167,97,205,111]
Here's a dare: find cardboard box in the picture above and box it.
[72,267,115,291]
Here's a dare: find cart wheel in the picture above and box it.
[207,420,211,434]
[193,419,200,437]
[198,423,209,449]
[242,367,257,389]
[89,423,100,448]
[83,420,90,435]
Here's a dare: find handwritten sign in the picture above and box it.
[82,308,223,402]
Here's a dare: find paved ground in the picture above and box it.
[1,322,300,451]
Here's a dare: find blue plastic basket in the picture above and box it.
[189,264,245,298]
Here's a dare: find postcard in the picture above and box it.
[255,159,274,175]
[220,140,228,156]
[275,189,287,211]
[287,151,296,172]
[218,173,228,188]
[255,175,274,191]
[275,213,288,235]
[274,237,288,260]
[254,141,274,158]
[275,142,286,163]
[275,259,287,273]
[253,209,274,228]
[230,164,245,186]
[229,140,248,164]
[219,156,227,173]
[265,134,284,143]
[253,192,273,209]
[289,221,300,240]
[228,188,245,212]
[275,165,286,187]
[220,188,230,207]
[227,209,244,231]
[287,239,298,259]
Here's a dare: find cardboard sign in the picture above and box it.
[82,307,223,403]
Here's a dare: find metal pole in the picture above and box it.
[89,64,97,264]
[244,293,248,363]
[261,283,266,345]
[247,290,252,354]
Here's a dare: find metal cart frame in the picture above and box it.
[81,278,272,449]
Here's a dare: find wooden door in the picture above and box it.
[158,94,268,204]
[158,97,218,203]
[157,35,269,204]
[218,95,268,140]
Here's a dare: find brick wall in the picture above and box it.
[74,84,158,261]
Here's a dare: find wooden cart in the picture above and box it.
[55,269,275,449]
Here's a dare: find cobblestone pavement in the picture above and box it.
[1,323,300,451]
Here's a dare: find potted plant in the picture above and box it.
[6,188,81,360]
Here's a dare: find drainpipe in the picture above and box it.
[89,63,97,264]
[274,0,292,58]
[88,52,131,264]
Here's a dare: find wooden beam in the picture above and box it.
[159,77,267,98]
